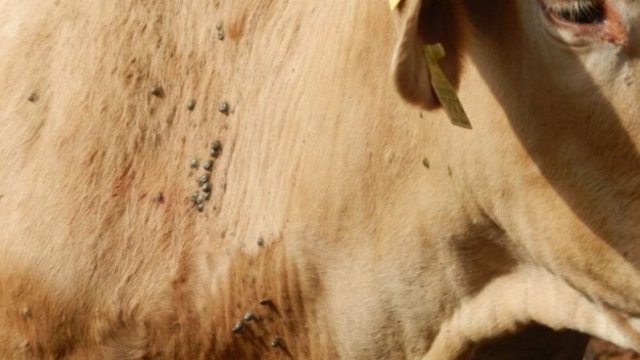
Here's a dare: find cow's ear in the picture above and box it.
[390,0,462,110]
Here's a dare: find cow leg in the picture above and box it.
[469,324,589,360]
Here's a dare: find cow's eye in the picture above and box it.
[546,0,606,24]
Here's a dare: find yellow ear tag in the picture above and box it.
[424,44,472,129]
[389,0,403,10]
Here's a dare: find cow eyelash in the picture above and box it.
[546,0,606,24]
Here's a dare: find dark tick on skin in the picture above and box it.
[211,140,222,151]
[232,321,244,333]
[210,140,223,157]
[201,182,212,193]
[259,298,271,306]
[243,312,255,322]
[216,22,223,31]
[270,337,283,348]
[423,158,430,169]
[150,85,164,98]
[203,160,213,171]
[218,101,229,114]
[27,92,38,102]
[187,99,196,111]
[152,192,164,203]
[190,159,199,169]
[196,203,205,212]
[217,30,225,41]
[198,174,210,185]
[257,237,265,247]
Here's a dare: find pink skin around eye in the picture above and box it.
[600,2,628,45]
[542,0,629,46]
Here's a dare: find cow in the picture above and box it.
[0,0,639,358]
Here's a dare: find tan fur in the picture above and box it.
[1,0,639,359]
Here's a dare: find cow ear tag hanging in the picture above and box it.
[424,43,472,129]
[389,0,471,128]
[389,0,403,10]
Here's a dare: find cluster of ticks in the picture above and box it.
[187,98,229,212]
[190,137,223,212]
[186,23,229,213]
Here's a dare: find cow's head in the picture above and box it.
[391,0,640,354]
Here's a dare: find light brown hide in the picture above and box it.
[0,0,639,359]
